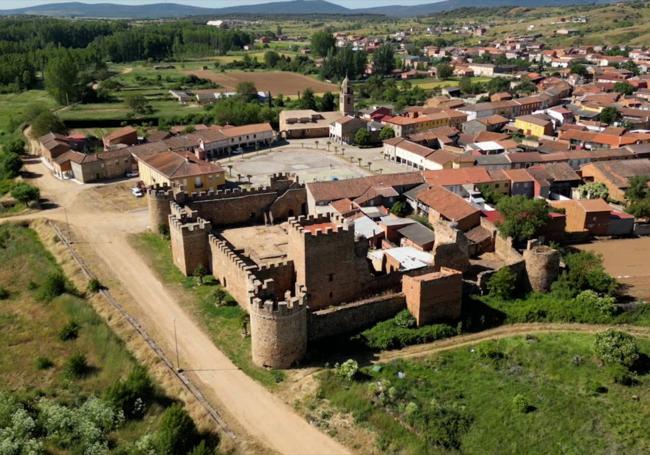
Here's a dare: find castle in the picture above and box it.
[148,174,476,368]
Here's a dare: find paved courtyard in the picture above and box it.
[217,138,413,186]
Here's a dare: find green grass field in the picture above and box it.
[0,90,56,135]
[317,333,650,454]
[129,232,285,388]
[0,223,176,450]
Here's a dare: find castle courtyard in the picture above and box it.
[221,224,289,265]
[217,140,409,186]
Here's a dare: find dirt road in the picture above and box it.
[377,323,650,363]
[15,160,350,455]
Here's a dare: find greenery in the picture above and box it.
[625,176,649,202]
[58,320,80,341]
[599,106,621,125]
[552,251,618,298]
[594,330,640,368]
[487,267,517,300]
[390,200,412,217]
[359,310,457,350]
[496,196,549,243]
[37,271,68,301]
[477,183,504,205]
[0,222,215,452]
[31,111,67,137]
[9,182,39,205]
[577,181,609,200]
[379,126,395,141]
[316,334,650,453]
[436,63,453,79]
[373,44,396,76]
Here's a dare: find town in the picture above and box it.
[1,1,650,454]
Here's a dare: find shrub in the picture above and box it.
[0,151,22,179]
[0,286,9,300]
[65,353,90,378]
[512,394,531,413]
[390,200,412,217]
[36,357,54,370]
[58,321,80,341]
[156,404,200,455]
[361,313,456,350]
[335,359,359,381]
[594,330,640,368]
[105,366,155,419]
[552,251,618,298]
[86,278,103,293]
[37,272,67,301]
[487,267,517,300]
[10,183,39,204]
[575,290,616,316]
[423,403,472,450]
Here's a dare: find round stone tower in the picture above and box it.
[147,185,173,233]
[523,245,561,293]
[250,296,307,369]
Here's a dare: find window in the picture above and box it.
[328,273,334,282]
[195,177,203,188]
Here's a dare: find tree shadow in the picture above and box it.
[631,353,650,376]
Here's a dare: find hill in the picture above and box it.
[0,0,624,19]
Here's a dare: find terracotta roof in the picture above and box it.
[104,126,137,143]
[417,185,479,221]
[503,168,534,183]
[138,151,223,179]
[423,167,494,186]
[307,172,424,203]
[528,162,581,183]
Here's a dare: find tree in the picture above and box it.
[620,60,640,75]
[487,267,517,299]
[594,330,639,368]
[599,106,620,125]
[10,183,39,204]
[44,51,81,105]
[320,91,335,111]
[626,198,650,219]
[570,63,588,77]
[31,111,67,137]
[390,200,412,217]
[379,126,395,141]
[486,77,510,94]
[613,82,635,96]
[263,50,280,68]
[354,128,371,146]
[310,31,335,58]
[125,94,150,114]
[156,404,200,455]
[552,251,618,298]
[236,81,258,102]
[0,152,23,179]
[459,77,474,94]
[436,63,453,80]
[625,176,649,202]
[373,44,395,76]
[577,182,609,200]
[2,137,25,155]
[477,184,503,205]
[298,88,317,110]
[496,196,549,243]
[106,366,155,419]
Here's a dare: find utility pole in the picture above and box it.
[174,318,182,373]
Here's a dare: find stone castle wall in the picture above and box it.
[403,268,463,326]
[523,243,561,293]
[208,235,257,306]
[308,293,405,341]
[169,214,211,276]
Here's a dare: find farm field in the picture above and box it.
[314,333,650,454]
[190,70,337,95]
[412,76,492,90]
[0,90,56,135]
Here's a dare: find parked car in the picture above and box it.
[131,187,144,197]
[126,170,139,178]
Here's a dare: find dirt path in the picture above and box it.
[378,323,650,362]
[14,160,350,455]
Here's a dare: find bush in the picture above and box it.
[156,404,200,455]
[575,290,616,316]
[36,357,54,370]
[58,321,80,341]
[31,111,67,137]
[37,272,67,301]
[10,183,39,205]
[552,251,618,298]
[65,353,90,378]
[335,359,359,381]
[361,311,457,350]
[105,366,155,419]
[86,278,103,293]
[0,286,9,300]
[390,200,412,217]
[0,151,22,179]
[512,394,531,413]
[594,330,640,368]
[487,267,517,300]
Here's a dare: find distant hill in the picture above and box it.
[0,0,623,19]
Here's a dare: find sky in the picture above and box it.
[2,0,438,8]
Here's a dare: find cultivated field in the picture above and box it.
[190,70,337,95]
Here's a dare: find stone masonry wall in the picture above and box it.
[403,268,463,326]
[208,235,256,307]
[308,293,406,341]
[169,215,211,276]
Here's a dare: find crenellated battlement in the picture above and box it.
[178,185,277,203]
[147,184,173,199]
[168,214,211,234]
[287,213,347,237]
[208,235,257,274]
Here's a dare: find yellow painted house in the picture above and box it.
[136,150,225,192]
[514,114,554,138]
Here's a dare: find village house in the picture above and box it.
[580,158,650,202]
[135,150,225,192]
[416,185,481,232]
[102,126,139,151]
